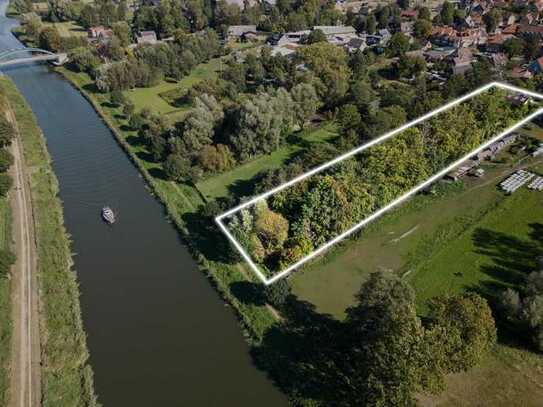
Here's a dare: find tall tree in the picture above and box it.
[344,271,426,406]
[440,0,454,25]
[298,42,352,106]
[426,293,497,372]
[290,83,320,127]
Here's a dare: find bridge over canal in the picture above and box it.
[0,48,67,68]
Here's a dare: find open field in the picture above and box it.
[0,78,98,406]
[409,166,543,309]
[418,344,543,406]
[290,179,504,317]
[291,132,543,318]
[196,123,337,200]
[50,21,87,38]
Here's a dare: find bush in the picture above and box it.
[0,149,13,172]
[0,174,12,197]
[110,90,126,107]
[0,249,15,277]
[0,117,14,147]
[163,154,190,182]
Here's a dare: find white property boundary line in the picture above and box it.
[216,82,543,285]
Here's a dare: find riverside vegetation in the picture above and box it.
[0,78,98,407]
[9,0,543,404]
[53,32,510,407]
[0,75,17,406]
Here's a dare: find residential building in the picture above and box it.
[313,26,357,38]
[226,25,258,41]
[529,56,543,74]
[88,26,113,40]
[450,47,474,75]
[136,30,158,45]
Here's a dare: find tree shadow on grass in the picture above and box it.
[101,101,118,109]
[136,150,157,163]
[472,224,543,346]
[227,177,259,198]
[251,297,349,405]
[125,133,144,147]
[82,83,98,93]
[148,167,167,180]
[473,226,542,292]
[181,210,235,263]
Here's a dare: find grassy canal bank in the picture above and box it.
[55,67,280,341]
[0,162,11,404]
[0,77,98,406]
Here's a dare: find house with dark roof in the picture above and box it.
[486,32,511,53]
[226,25,258,41]
[529,56,543,74]
[519,24,543,40]
[344,37,366,53]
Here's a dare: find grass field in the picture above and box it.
[418,344,543,406]
[196,124,337,200]
[409,169,543,310]
[50,21,87,38]
[0,78,98,406]
[125,57,223,118]
[291,142,543,318]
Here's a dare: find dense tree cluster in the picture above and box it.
[226,90,532,272]
[256,271,497,405]
[79,0,128,28]
[92,30,222,91]
[0,112,16,277]
[501,264,543,351]
[350,272,494,404]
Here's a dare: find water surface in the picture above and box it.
[0,5,286,405]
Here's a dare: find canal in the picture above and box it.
[0,3,287,406]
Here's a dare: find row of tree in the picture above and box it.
[501,263,543,351]
[0,110,17,278]
[225,90,532,273]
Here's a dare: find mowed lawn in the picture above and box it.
[418,344,543,406]
[196,123,338,200]
[124,57,222,116]
[290,153,543,318]
[409,175,543,309]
